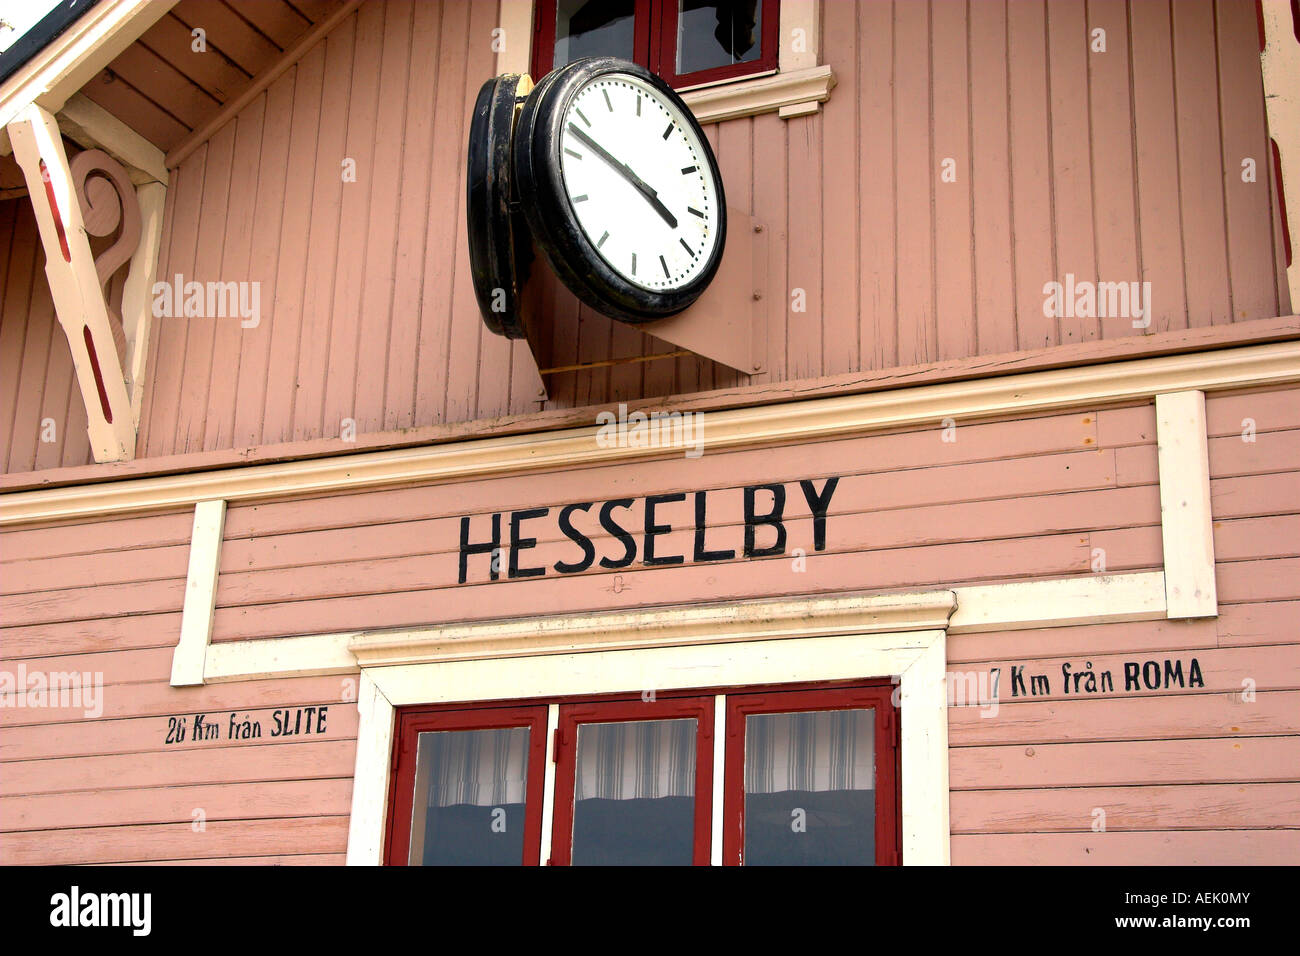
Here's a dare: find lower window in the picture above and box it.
[384,681,899,866]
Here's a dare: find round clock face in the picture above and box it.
[513,57,727,323]
[558,73,720,293]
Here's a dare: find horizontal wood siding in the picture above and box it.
[62,0,1275,469]
[0,511,354,865]
[947,383,1300,865]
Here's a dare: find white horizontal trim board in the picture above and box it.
[197,573,1167,686]
[3,340,1298,526]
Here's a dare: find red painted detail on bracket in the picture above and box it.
[39,160,71,263]
[83,325,114,424]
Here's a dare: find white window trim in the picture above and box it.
[345,588,957,866]
[495,0,834,125]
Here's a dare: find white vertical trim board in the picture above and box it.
[539,703,561,865]
[122,181,167,428]
[1155,391,1218,618]
[346,671,395,866]
[170,499,226,686]
[711,694,726,866]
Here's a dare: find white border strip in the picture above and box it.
[345,671,394,866]
[169,499,225,686]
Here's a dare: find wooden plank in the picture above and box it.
[382,0,442,431]
[1214,514,1300,561]
[0,204,38,472]
[950,736,1300,789]
[0,613,185,660]
[1217,557,1300,603]
[818,0,858,374]
[320,0,385,438]
[1046,0,1099,343]
[0,703,358,762]
[203,98,264,450]
[172,0,282,75]
[1087,0,1142,338]
[893,0,934,367]
[234,0,312,49]
[80,70,191,151]
[260,45,326,444]
[0,542,188,596]
[0,777,353,832]
[1217,599,1300,647]
[1205,383,1300,435]
[413,0,470,427]
[232,72,295,447]
[1007,0,1055,351]
[138,14,251,104]
[1215,0,1280,322]
[856,0,894,370]
[1156,391,1217,617]
[1208,427,1300,478]
[968,0,1015,354]
[951,782,1300,833]
[947,614,1219,664]
[0,739,356,797]
[1171,0,1232,325]
[952,829,1300,865]
[0,815,349,865]
[290,15,356,442]
[106,42,220,131]
[785,112,822,378]
[172,121,236,454]
[948,689,1300,747]
[0,673,353,728]
[932,0,976,361]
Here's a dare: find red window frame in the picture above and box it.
[549,694,715,865]
[530,0,781,89]
[384,704,550,866]
[722,683,901,866]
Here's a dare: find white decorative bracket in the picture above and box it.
[1260,0,1299,311]
[6,102,165,459]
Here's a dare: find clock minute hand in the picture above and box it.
[567,124,678,229]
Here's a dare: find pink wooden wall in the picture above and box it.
[0,0,1282,474]
[2,384,1297,862]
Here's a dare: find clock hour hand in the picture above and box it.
[567,124,678,229]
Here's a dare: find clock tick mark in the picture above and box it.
[564,148,582,160]
[659,255,670,277]
[576,107,591,128]
[662,122,674,140]
[679,238,695,257]
[597,230,609,249]
[572,194,589,203]
[631,253,637,275]
[602,89,614,111]
[687,206,705,218]
[636,94,641,116]
[681,165,697,174]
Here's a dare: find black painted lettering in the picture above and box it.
[798,477,840,551]
[692,490,736,562]
[644,494,686,565]
[509,507,549,578]
[598,499,637,569]
[744,484,787,557]
[459,513,502,584]
[554,503,596,574]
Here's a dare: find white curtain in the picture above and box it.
[420,727,530,808]
[744,708,874,794]
[574,719,697,800]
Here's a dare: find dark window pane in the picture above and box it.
[677,0,762,76]
[743,708,876,866]
[571,718,697,865]
[554,0,636,69]
[409,727,530,866]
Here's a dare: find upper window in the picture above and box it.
[532,0,780,89]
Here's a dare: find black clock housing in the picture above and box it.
[466,72,534,338]
[512,57,728,324]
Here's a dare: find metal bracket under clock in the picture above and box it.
[516,207,768,395]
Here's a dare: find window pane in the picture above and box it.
[553,0,636,70]
[408,727,530,866]
[571,718,697,865]
[677,0,763,76]
[743,708,876,865]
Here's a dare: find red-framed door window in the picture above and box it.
[384,680,900,866]
[722,684,900,866]
[531,0,780,89]
[385,704,549,866]
[549,695,715,865]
